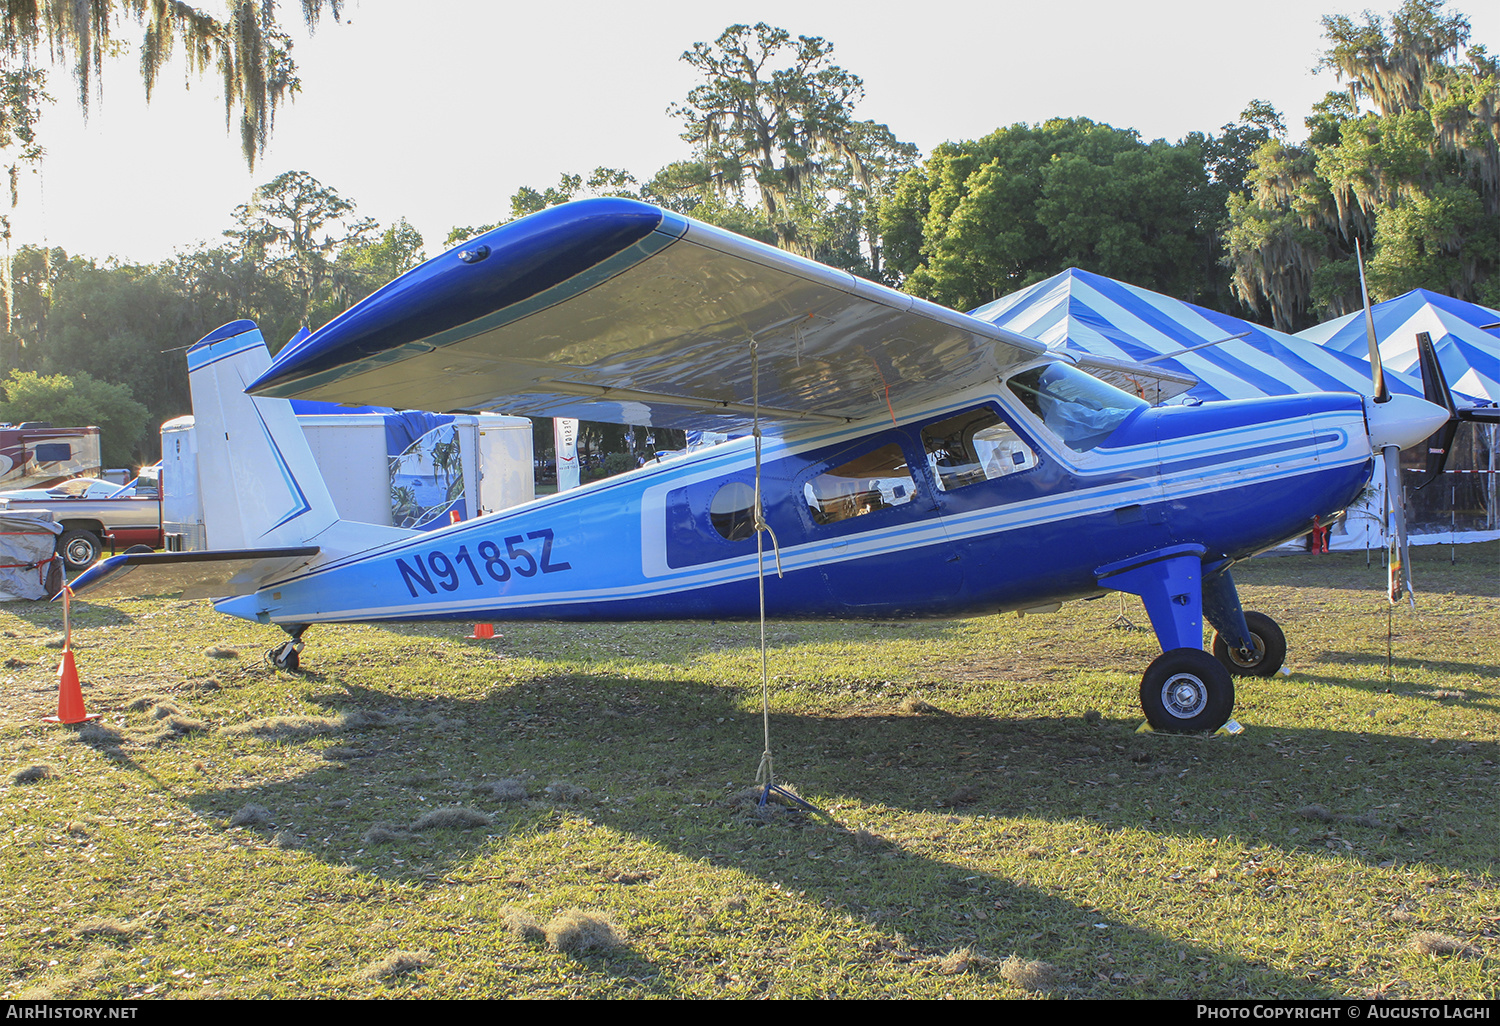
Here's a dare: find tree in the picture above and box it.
[226,170,377,329]
[1225,0,1500,328]
[308,218,425,328]
[0,368,148,467]
[881,119,1213,311]
[671,23,915,275]
[0,1,342,170]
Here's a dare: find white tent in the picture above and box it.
[969,268,1427,402]
[1296,288,1500,402]
[969,268,1468,549]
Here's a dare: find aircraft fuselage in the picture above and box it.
[214,378,1373,628]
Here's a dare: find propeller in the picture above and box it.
[1352,241,1421,607]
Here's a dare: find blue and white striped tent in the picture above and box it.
[970,268,1425,402]
[1295,289,1500,402]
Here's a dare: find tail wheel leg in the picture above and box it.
[266,624,309,672]
[1212,610,1286,677]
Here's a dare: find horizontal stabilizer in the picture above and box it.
[67,547,320,601]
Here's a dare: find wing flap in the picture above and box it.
[249,199,1049,430]
[67,547,320,601]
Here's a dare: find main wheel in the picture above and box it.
[58,529,102,571]
[1140,648,1234,733]
[1212,611,1286,677]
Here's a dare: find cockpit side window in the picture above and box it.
[803,443,915,525]
[1006,363,1146,452]
[921,407,1039,491]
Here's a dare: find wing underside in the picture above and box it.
[249,200,1196,429]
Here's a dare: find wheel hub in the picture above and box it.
[1162,673,1208,718]
[1229,634,1266,668]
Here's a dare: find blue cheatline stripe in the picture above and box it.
[186,330,263,373]
[247,400,312,533]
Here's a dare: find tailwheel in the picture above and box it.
[1140,648,1234,733]
[266,623,309,673]
[266,640,303,672]
[1211,611,1286,678]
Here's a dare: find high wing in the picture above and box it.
[250,199,1195,430]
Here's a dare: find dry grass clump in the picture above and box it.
[1297,804,1334,822]
[481,778,529,802]
[125,694,172,712]
[147,701,183,719]
[940,783,981,807]
[411,806,492,831]
[363,825,409,845]
[544,910,624,954]
[501,908,546,943]
[1000,954,1057,992]
[76,720,123,741]
[1410,932,1480,958]
[356,950,432,981]
[1082,708,1103,724]
[937,946,985,975]
[73,918,142,940]
[42,634,66,648]
[203,645,238,659]
[900,696,940,714]
[10,764,56,785]
[544,780,588,802]
[228,803,271,827]
[225,709,394,738]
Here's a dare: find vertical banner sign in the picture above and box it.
[554,418,580,492]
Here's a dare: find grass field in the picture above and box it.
[1,544,1495,999]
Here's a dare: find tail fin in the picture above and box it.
[187,320,410,555]
[188,320,343,549]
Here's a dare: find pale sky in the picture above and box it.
[8,0,1497,265]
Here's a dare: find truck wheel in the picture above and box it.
[59,529,102,571]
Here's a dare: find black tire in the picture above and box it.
[267,643,300,672]
[1212,611,1286,678]
[58,529,102,571]
[124,544,155,555]
[1140,648,1235,733]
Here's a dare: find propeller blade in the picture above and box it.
[1383,444,1414,608]
[1415,332,1458,417]
[1414,331,1460,490]
[1356,240,1389,403]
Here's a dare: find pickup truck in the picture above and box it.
[0,465,162,570]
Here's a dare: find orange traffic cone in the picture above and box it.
[467,623,496,640]
[43,647,99,725]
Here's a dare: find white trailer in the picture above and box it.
[161,412,534,551]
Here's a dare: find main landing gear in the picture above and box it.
[1098,545,1284,733]
[266,623,309,672]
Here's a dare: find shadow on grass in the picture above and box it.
[160,671,1498,998]
[0,597,139,632]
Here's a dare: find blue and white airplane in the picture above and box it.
[71,199,1453,732]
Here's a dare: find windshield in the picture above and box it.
[1006,363,1146,452]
